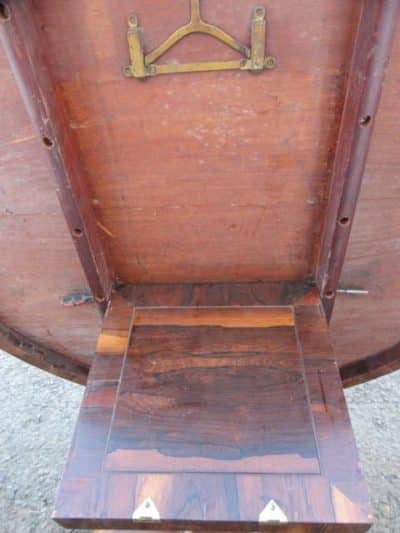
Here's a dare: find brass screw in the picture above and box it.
[95,293,106,304]
[265,57,276,69]
[255,7,265,18]
[128,13,138,28]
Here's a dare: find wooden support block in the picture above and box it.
[54,293,371,531]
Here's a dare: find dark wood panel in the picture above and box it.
[295,304,371,524]
[106,316,318,474]
[133,306,294,328]
[237,475,335,526]
[53,294,131,519]
[124,281,316,308]
[127,281,400,388]
[54,295,371,530]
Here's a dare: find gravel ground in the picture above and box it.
[0,350,399,532]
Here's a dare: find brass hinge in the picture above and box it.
[124,0,276,79]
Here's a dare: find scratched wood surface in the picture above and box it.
[0,0,399,387]
[54,294,371,530]
[330,23,400,367]
[0,37,100,375]
[31,0,360,283]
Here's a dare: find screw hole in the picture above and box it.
[339,216,350,227]
[359,115,372,127]
[324,290,335,300]
[73,228,83,237]
[42,136,54,148]
[0,3,10,21]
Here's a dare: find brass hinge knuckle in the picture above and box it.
[124,0,276,79]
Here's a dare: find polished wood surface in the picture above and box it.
[54,294,371,530]
[123,281,315,308]
[133,306,294,328]
[107,310,318,474]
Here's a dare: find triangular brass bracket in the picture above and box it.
[124,0,275,79]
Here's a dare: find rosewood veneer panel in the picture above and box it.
[107,318,318,475]
[54,294,371,530]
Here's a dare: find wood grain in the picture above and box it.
[31,0,360,283]
[0,36,100,373]
[107,317,318,474]
[0,0,113,308]
[0,320,89,385]
[124,281,314,308]
[340,341,400,388]
[317,0,400,319]
[330,21,400,376]
[54,294,371,530]
[0,0,398,389]
[133,306,294,328]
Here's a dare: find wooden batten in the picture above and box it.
[317,0,400,320]
[0,0,113,312]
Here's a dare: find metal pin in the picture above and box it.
[337,289,369,295]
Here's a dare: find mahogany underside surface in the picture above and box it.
[0,0,400,385]
[34,0,360,283]
[54,294,371,530]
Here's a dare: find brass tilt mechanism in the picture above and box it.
[124,0,276,79]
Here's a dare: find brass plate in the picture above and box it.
[124,0,276,79]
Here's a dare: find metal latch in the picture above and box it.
[259,500,288,523]
[132,498,160,521]
[124,0,276,79]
